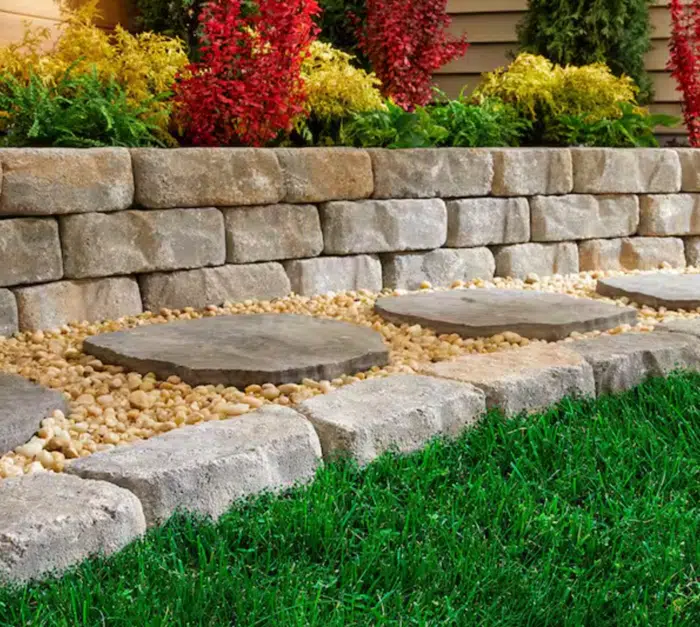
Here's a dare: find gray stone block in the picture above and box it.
[321,199,447,254]
[0,373,69,455]
[571,148,681,193]
[685,237,700,267]
[0,289,17,337]
[296,375,486,465]
[639,194,700,236]
[140,263,291,311]
[675,148,700,192]
[578,237,686,272]
[494,242,579,279]
[61,209,225,278]
[276,148,373,202]
[421,343,595,416]
[0,218,62,286]
[13,277,142,331]
[445,197,529,247]
[224,204,322,263]
[370,148,493,198]
[382,248,495,290]
[67,407,323,525]
[284,255,382,295]
[131,148,283,209]
[491,148,573,196]
[569,331,700,395]
[530,194,639,242]
[0,148,133,215]
[0,474,145,584]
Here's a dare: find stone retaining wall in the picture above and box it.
[0,146,698,332]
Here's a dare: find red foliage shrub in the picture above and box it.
[356,0,468,110]
[668,0,700,146]
[174,0,319,146]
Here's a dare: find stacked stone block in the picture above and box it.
[0,146,696,333]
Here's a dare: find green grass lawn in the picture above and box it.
[1,372,699,626]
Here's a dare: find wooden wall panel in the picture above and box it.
[0,0,131,46]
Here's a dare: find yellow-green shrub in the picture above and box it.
[0,0,188,141]
[474,53,640,123]
[295,41,384,143]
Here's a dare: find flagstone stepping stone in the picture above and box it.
[568,331,700,395]
[420,343,595,417]
[596,274,700,310]
[296,375,486,466]
[0,473,145,584]
[67,406,322,526]
[374,289,637,341]
[83,314,389,387]
[0,373,69,455]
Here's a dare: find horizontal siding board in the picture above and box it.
[0,12,60,46]
[450,7,674,43]
[440,40,671,74]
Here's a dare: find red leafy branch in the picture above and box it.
[356,0,468,110]
[175,0,319,146]
[668,0,700,146]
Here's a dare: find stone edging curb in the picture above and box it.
[2,321,700,584]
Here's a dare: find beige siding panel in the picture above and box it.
[442,41,671,75]
[448,0,526,12]
[0,12,60,47]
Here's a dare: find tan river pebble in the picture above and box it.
[1,265,699,479]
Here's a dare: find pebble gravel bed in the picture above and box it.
[1,265,698,479]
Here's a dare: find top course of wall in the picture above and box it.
[0,147,699,215]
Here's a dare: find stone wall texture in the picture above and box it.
[0,147,697,332]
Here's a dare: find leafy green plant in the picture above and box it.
[518,0,654,103]
[0,68,168,147]
[550,102,679,147]
[339,96,529,148]
[429,94,531,147]
[340,100,448,148]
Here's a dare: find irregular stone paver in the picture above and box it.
[596,274,700,309]
[375,290,637,341]
[83,314,389,387]
[568,331,700,395]
[296,375,485,466]
[0,474,145,584]
[67,407,322,526]
[420,343,595,416]
[0,373,68,455]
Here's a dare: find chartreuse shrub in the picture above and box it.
[474,53,676,146]
[518,0,653,103]
[316,0,368,67]
[295,41,385,145]
[0,69,167,147]
[0,0,187,145]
